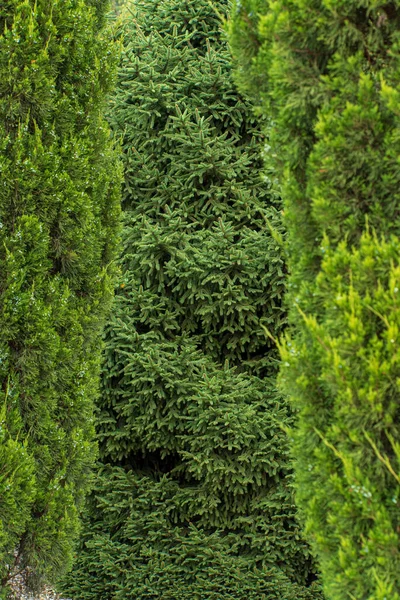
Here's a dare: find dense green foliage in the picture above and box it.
[229,1,400,598]
[111,0,124,15]
[0,0,120,594]
[60,1,322,598]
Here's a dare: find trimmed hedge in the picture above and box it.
[229,1,400,598]
[0,0,120,594]
[60,1,322,598]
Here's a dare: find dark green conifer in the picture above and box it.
[229,1,400,598]
[60,1,322,598]
[0,0,120,594]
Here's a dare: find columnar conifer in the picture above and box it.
[0,0,120,594]
[229,1,400,598]
[60,0,322,598]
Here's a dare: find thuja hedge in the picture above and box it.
[60,0,322,598]
[0,0,120,595]
[229,1,400,599]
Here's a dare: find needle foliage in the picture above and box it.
[0,0,120,594]
[60,0,322,598]
[229,1,400,598]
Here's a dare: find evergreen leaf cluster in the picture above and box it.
[60,0,322,598]
[0,0,121,593]
[229,1,400,598]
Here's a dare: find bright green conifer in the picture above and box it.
[229,1,400,598]
[60,1,322,599]
[0,0,120,594]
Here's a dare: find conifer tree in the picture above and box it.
[60,0,322,598]
[0,0,120,594]
[229,1,400,598]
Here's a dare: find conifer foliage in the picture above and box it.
[111,0,124,15]
[0,0,120,594]
[61,1,322,598]
[229,1,400,598]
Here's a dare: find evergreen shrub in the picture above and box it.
[60,0,322,598]
[0,0,120,594]
[229,1,400,598]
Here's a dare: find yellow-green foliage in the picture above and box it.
[281,231,400,599]
[0,0,120,594]
[59,1,323,598]
[229,1,400,598]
